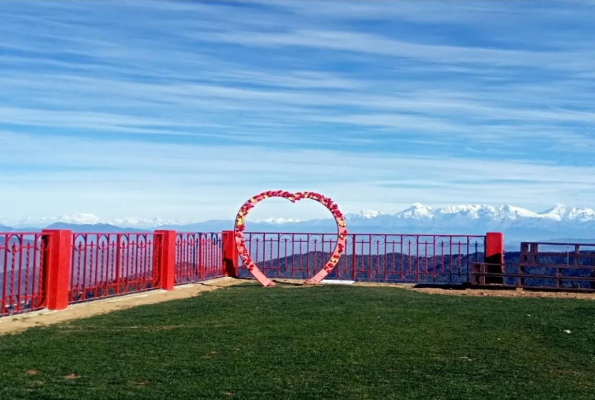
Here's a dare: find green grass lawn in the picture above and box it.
[1,283,595,400]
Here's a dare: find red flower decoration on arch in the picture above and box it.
[234,190,348,287]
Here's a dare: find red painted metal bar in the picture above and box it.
[155,230,175,290]
[484,232,504,284]
[221,231,238,278]
[43,230,73,310]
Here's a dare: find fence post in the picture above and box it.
[351,234,357,281]
[485,232,504,284]
[221,231,238,278]
[155,230,176,291]
[42,229,73,311]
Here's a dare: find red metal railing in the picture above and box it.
[0,233,46,316]
[0,229,506,318]
[5,229,593,317]
[68,233,159,303]
[473,241,595,291]
[175,232,223,284]
[238,232,485,284]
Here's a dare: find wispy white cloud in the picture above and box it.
[1,0,594,221]
[1,132,594,221]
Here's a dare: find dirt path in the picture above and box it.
[3,278,593,336]
[0,277,243,336]
[271,279,595,300]
[351,281,595,300]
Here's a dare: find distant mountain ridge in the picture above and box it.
[346,203,595,223]
[1,204,594,244]
[340,204,595,243]
[44,222,145,233]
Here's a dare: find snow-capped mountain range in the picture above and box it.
[346,203,595,225]
[1,204,594,243]
[339,204,595,241]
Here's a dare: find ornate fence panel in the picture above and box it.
[0,232,46,316]
[68,232,159,303]
[175,232,223,285]
[237,232,485,284]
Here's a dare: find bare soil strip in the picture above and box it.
[0,277,243,335]
[2,278,593,335]
[285,279,595,300]
[352,281,595,300]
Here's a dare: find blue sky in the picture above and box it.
[1,0,595,222]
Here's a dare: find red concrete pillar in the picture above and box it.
[485,232,504,284]
[42,229,73,311]
[222,230,238,278]
[155,230,176,291]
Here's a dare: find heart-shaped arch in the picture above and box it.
[234,190,348,286]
